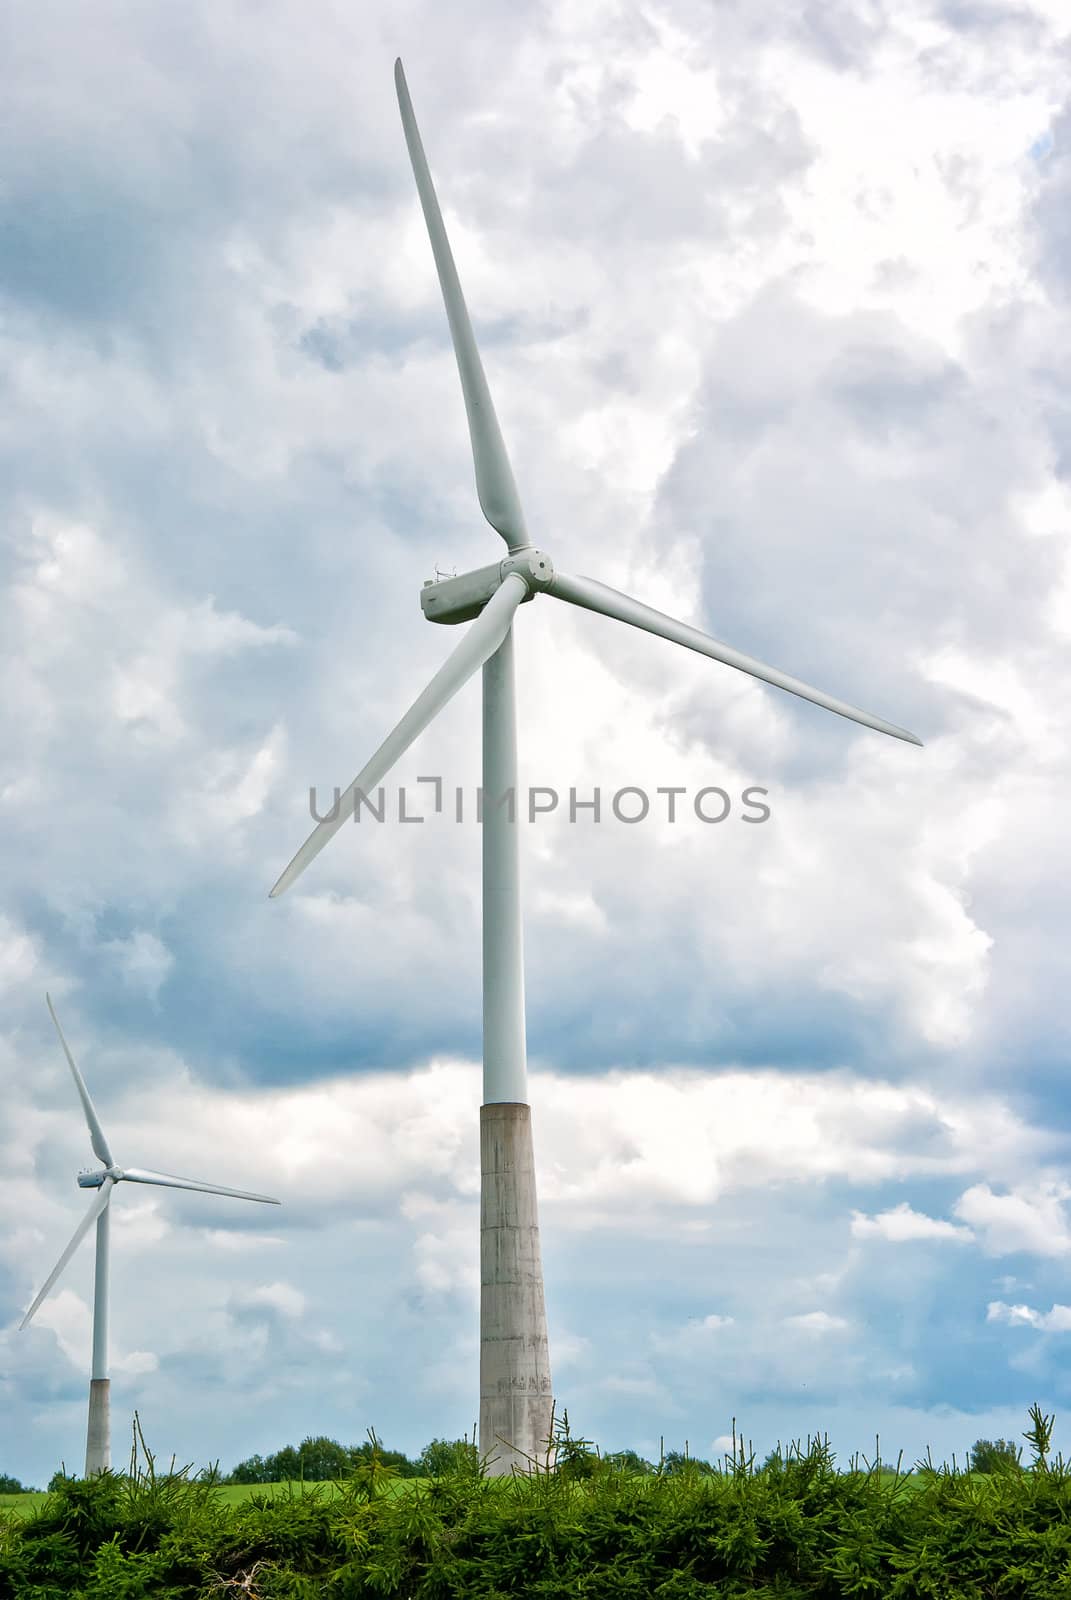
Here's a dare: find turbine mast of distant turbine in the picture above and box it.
[269,59,922,1476]
[20,995,280,1476]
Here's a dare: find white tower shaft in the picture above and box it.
[482,628,527,1106]
[479,630,554,1473]
[86,1204,110,1475]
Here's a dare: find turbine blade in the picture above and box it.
[395,58,529,552]
[45,994,114,1167]
[119,1168,280,1204]
[20,1180,113,1330]
[548,571,923,745]
[270,571,528,898]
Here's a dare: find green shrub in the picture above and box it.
[3,1404,1069,1599]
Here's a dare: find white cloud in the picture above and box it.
[783,1311,851,1333]
[987,1301,1071,1333]
[409,1210,479,1300]
[0,916,39,995]
[115,1349,159,1376]
[850,1202,974,1244]
[112,1200,171,1250]
[650,1312,736,1359]
[200,1228,285,1252]
[551,1330,592,1371]
[24,1287,160,1379]
[101,931,174,998]
[598,1373,669,1400]
[953,1181,1071,1258]
[28,1288,92,1373]
[237,1282,307,1320]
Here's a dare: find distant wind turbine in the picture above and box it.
[20,994,280,1476]
[269,59,922,1476]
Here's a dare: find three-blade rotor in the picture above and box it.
[268,61,921,900]
[21,998,280,1331]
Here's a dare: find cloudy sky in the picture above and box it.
[3,0,1071,1487]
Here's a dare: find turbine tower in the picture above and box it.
[21,994,280,1476]
[269,59,922,1476]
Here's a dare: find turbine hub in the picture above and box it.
[500,548,554,592]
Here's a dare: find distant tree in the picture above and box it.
[662,1449,714,1476]
[47,1469,74,1492]
[969,1438,1022,1474]
[294,1437,350,1481]
[268,1446,303,1481]
[226,1453,272,1485]
[418,1437,480,1478]
[0,1474,34,1493]
[603,1449,655,1475]
[348,1439,421,1479]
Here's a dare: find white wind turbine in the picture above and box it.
[269,59,922,1475]
[21,994,281,1476]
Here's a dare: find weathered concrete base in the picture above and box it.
[85,1378,110,1476]
[480,1102,554,1475]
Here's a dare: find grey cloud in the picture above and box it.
[1031,96,1071,299]
[660,0,888,74]
[657,285,1062,744]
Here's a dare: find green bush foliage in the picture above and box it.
[1,1405,1068,1598]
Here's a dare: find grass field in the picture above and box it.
[0,1476,426,1520]
[0,1463,930,1522]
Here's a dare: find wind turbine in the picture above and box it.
[21,994,281,1476]
[269,58,922,1476]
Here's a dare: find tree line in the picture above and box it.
[223,1432,671,1484]
[223,1434,478,1483]
[0,1432,1031,1493]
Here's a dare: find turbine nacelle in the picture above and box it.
[422,549,555,625]
[78,1165,129,1188]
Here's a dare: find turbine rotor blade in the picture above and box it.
[548,571,922,746]
[45,994,114,1167]
[395,58,529,552]
[20,1179,113,1330]
[119,1168,280,1205]
[270,571,529,898]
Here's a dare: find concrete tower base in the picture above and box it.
[479,1102,554,1475]
[85,1378,110,1476]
